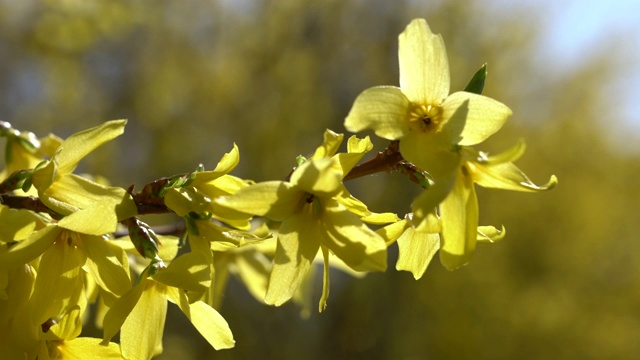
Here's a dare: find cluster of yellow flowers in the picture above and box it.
[0,19,555,359]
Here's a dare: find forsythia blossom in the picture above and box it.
[344,18,556,270]
[0,16,557,358]
[345,19,511,223]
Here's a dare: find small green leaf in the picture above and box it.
[16,131,41,153]
[296,155,307,167]
[463,63,487,95]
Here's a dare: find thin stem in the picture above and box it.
[343,141,403,181]
[0,194,62,218]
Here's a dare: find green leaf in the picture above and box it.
[463,63,487,95]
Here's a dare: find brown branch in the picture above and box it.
[0,194,61,218]
[343,140,404,181]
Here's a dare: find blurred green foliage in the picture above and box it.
[1,0,638,359]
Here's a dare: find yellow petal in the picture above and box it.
[46,173,137,220]
[81,235,131,297]
[232,250,271,303]
[265,213,321,306]
[484,139,526,163]
[53,120,127,176]
[376,219,410,245]
[477,225,506,243]
[410,178,456,227]
[0,206,39,241]
[290,158,342,197]
[344,86,411,140]
[322,202,387,272]
[398,19,450,105]
[56,338,122,359]
[0,262,36,325]
[0,225,59,269]
[48,305,82,340]
[318,246,330,312]
[396,226,440,279]
[164,187,211,217]
[438,167,479,270]
[215,181,300,221]
[333,190,369,217]
[194,175,248,200]
[165,287,235,350]
[361,211,401,225]
[152,252,211,295]
[101,281,145,344]
[335,135,373,175]
[211,143,240,174]
[29,236,87,326]
[2,138,46,176]
[188,145,242,189]
[184,300,235,350]
[312,129,344,159]
[469,158,558,192]
[120,281,167,360]
[400,128,462,181]
[442,92,512,146]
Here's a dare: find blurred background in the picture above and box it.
[1,0,639,359]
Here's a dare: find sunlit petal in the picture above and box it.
[181,299,235,350]
[438,168,479,270]
[290,158,342,197]
[334,135,373,175]
[376,219,410,246]
[410,176,457,226]
[56,338,122,359]
[477,225,506,243]
[322,202,387,272]
[152,252,211,296]
[312,129,344,159]
[344,86,411,139]
[215,181,301,221]
[29,236,87,326]
[120,281,167,360]
[101,281,146,344]
[232,250,271,302]
[265,213,321,306]
[400,130,462,180]
[442,92,512,146]
[469,160,558,192]
[211,143,240,174]
[318,246,330,312]
[0,225,59,269]
[81,235,131,297]
[46,173,137,221]
[47,306,82,340]
[0,206,39,241]
[53,120,127,176]
[396,227,440,279]
[399,18,449,104]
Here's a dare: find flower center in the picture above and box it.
[408,103,442,133]
[303,193,323,216]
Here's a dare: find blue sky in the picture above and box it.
[490,0,640,138]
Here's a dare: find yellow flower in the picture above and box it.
[0,122,62,182]
[344,18,512,225]
[378,213,506,278]
[215,157,387,310]
[209,234,275,310]
[435,142,557,269]
[0,223,129,358]
[39,307,122,359]
[0,224,132,347]
[101,251,235,359]
[30,120,138,235]
[163,143,253,231]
